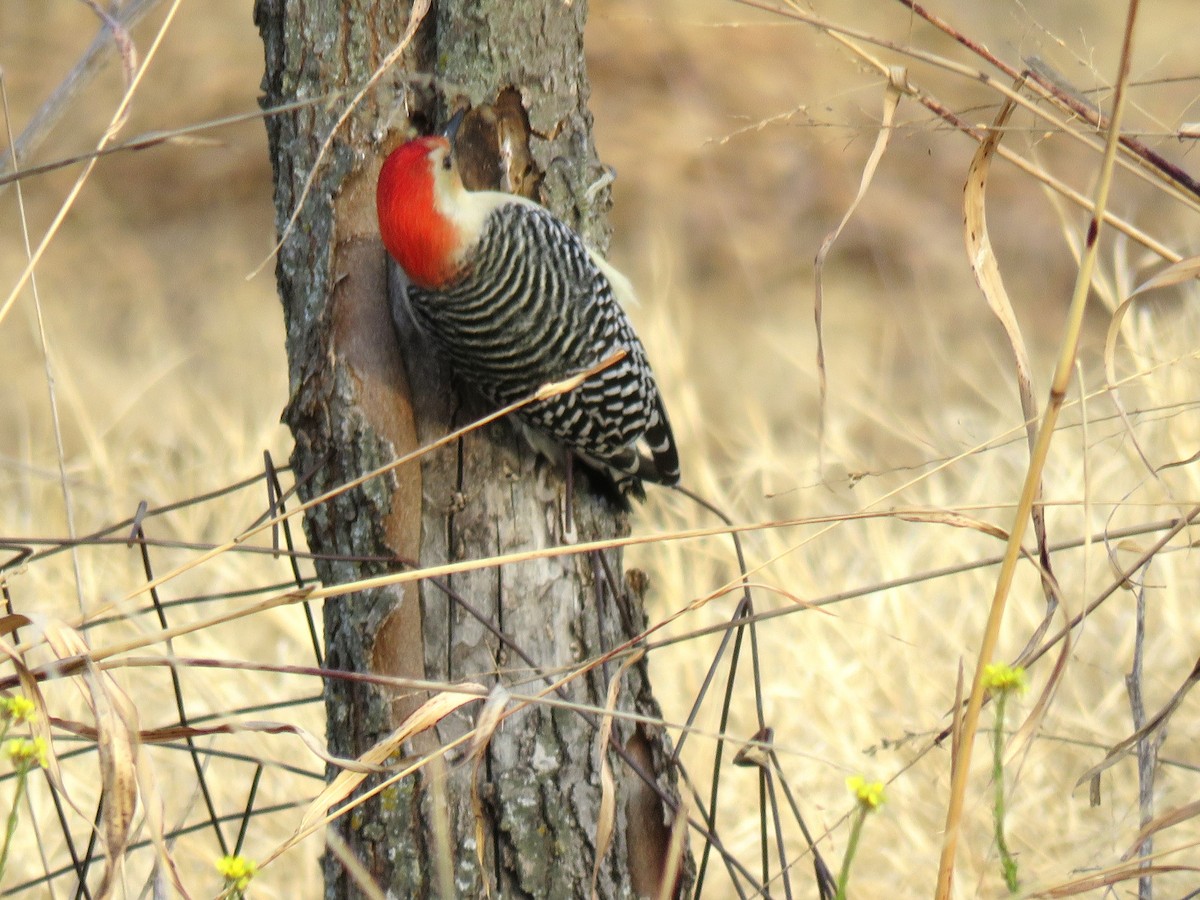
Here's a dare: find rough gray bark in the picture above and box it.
[255,1,692,896]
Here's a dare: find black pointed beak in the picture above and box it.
[443,107,466,145]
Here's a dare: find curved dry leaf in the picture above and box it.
[0,614,31,637]
[42,620,140,900]
[136,748,192,899]
[590,649,644,899]
[1075,657,1200,789]
[291,684,485,849]
[813,74,904,456]
[964,88,1037,438]
[1033,864,1200,897]
[896,509,1009,541]
[963,80,1058,612]
[1129,254,1200,297]
[1121,800,1200,861]
[0,632,86,825]
[470,682,511,758]
[90,663,139,900]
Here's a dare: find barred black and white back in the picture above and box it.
[401,201,680,496]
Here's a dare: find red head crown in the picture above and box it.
[376,136,463,288]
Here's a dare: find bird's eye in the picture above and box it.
[441,154,452,171]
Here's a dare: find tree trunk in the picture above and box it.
[254,1,692,896]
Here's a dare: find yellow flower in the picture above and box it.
[4,737,48,769]
[982,663,1029,696]
[1,696,37,724]
[846,774,885,811]
[217,855,258,891]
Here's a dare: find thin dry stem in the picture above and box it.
[937,7,1142,894]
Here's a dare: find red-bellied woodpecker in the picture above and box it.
[375,119,680,499]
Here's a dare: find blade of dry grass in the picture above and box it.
[2,72,93,626]
[1121,802,1200,861]
[272,685,485,866]
[0,0,185,329]
[813,69,905,462]
[1074,656,1200,789]
[590,649,644,898]
[5,354,625,646]
[744,0,1185,265]
[935,3,1143,894]
[963,81,1061,619]
[43,622,140,900]
[0,0,155,180]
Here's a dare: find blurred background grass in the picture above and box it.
[3,0,1200,896]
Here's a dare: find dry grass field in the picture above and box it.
[3,0,1199,896]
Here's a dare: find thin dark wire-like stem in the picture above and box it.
[136,523,229,857]
[261,449,324,665]
[670,484,768,897]
[759,771,769,890]
[41,769,92,900]
[771,749,837,899]
[233,765,264,858]
[422,570,764,893]
[893,0,1200,201]
[17,800,310,897]
[1125,571,1155,900]
[82,578,320,632]
[674,761,752,899]
[763,766,793,900]
[71,796,103,900]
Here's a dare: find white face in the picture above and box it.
[426,142,464,214]
[426,142,513,250]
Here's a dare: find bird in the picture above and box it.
[375,115,679,501]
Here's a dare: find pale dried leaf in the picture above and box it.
[964,82,1058,614]
[655,797,690,900]
[1006,621,1070,768]
[1075,657,1200,788]
[1121,800,1200,861]
[812,74,904,457]
[91,663,139,899]
[896,509,1008,541]
[137,747,192,899]
[1129,254,1200,296]
[1032,864,1200,897]
[590,649,644,898]
[964,90,1037,436]
[293,685,484,846]
[470,683,510,758]
[41,620,140,899]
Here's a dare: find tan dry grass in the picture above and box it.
[3,0,1200,896]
